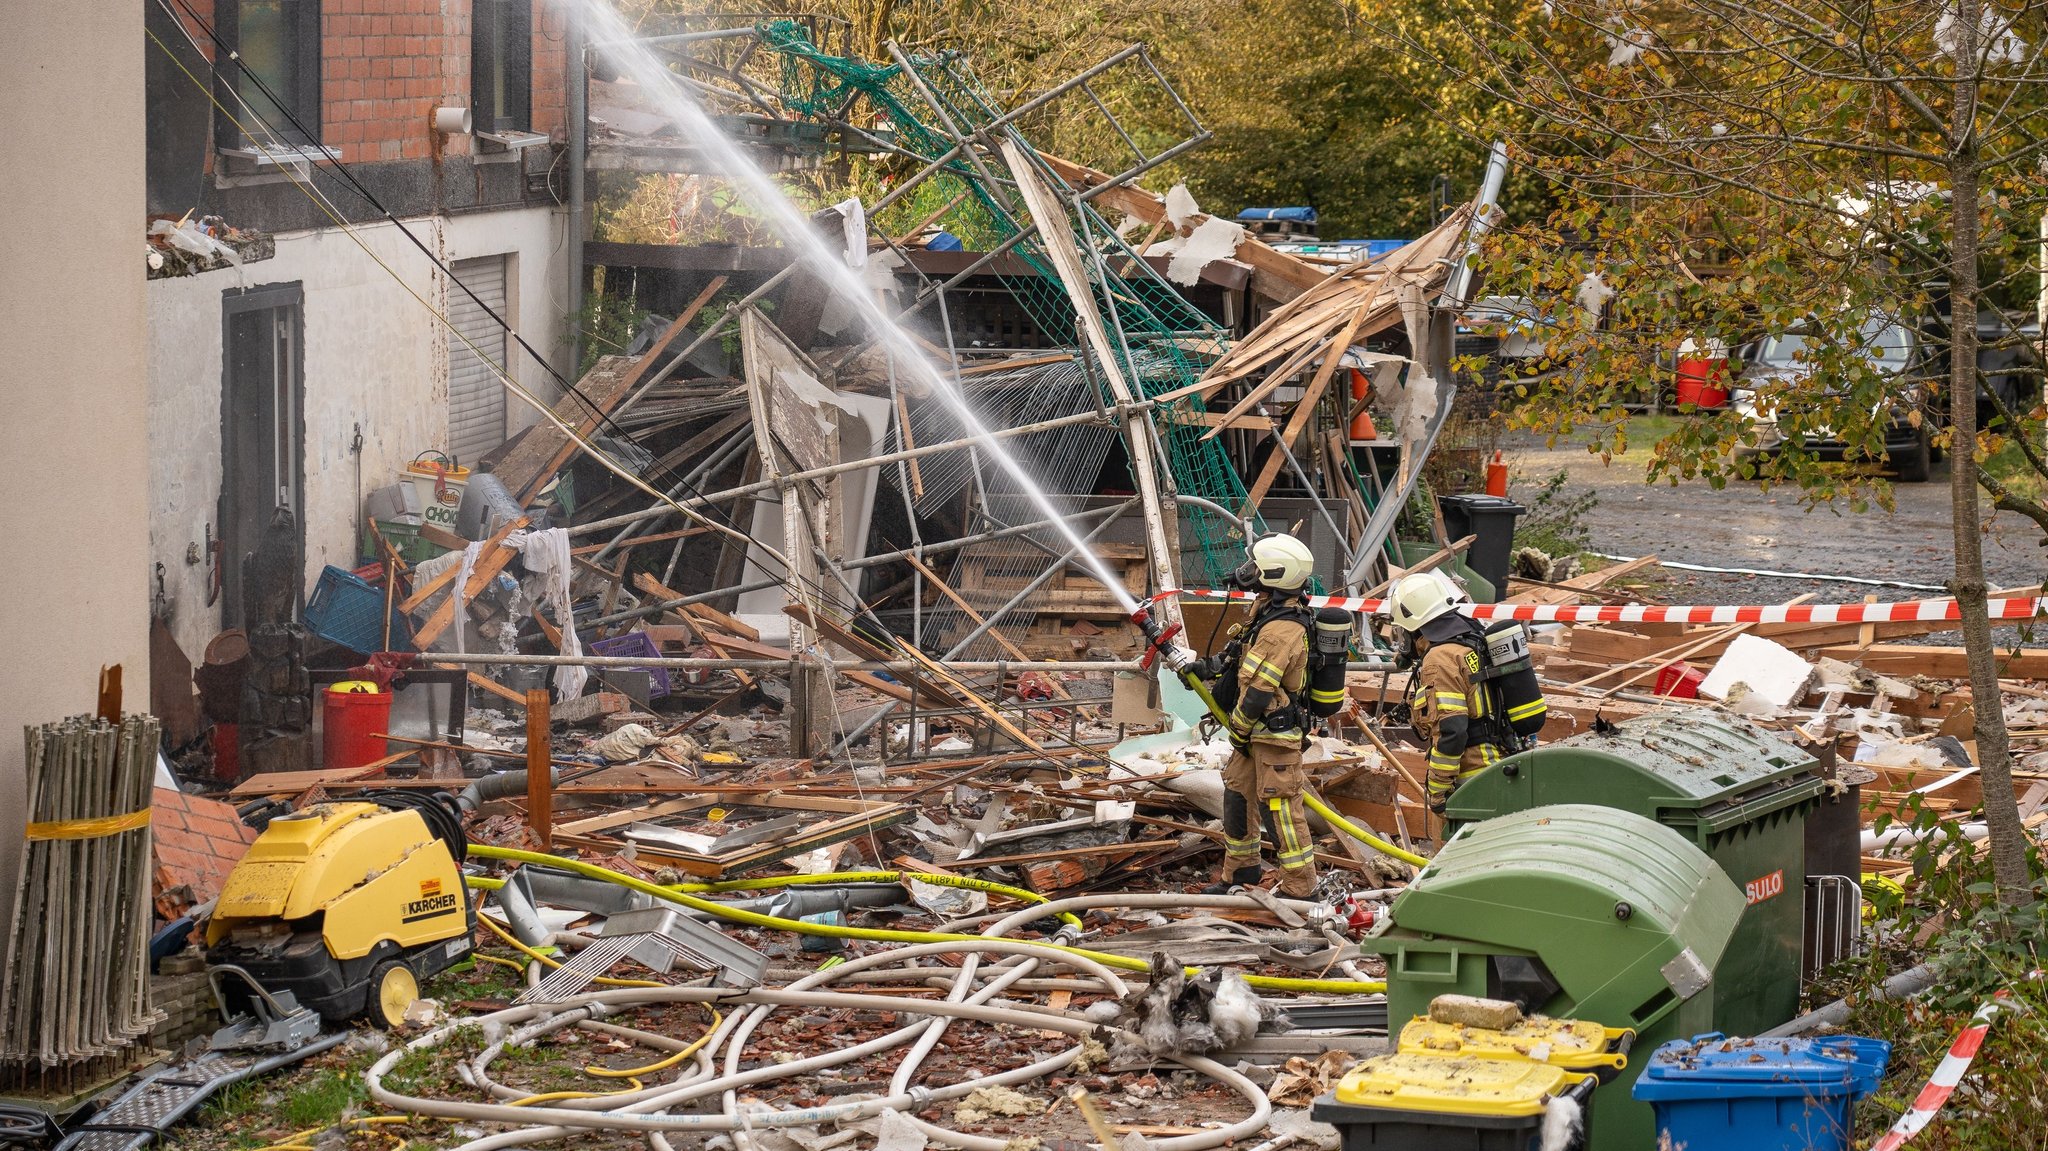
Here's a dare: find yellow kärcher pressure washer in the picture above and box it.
[205,791,474,1029]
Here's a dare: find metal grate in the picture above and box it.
[1803,873,1865,985]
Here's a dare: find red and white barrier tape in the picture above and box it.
[1869,994,2009,1151]
[1162,588,2048,625]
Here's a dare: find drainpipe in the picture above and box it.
[565,4,587,379]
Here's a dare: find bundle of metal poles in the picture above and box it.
[1,715,162,1072]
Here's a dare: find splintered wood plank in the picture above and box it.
[1505,554,1661,605]
[1236,308,1368,507]
[511,278,729,504]
[488,357,636,502]
[1037,153,1326,303]
[1820,644,2048,680]
[230,753,412,797]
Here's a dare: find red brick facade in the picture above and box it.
[165,0,566,166]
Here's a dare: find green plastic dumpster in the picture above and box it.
[1443,712,1822,1036]
[1359,803,1745,1151]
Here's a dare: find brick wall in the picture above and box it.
[164,0,567,167]
[149,968,221,1050]
[327,0,567,164]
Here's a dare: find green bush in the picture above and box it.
[1820,794,2047,1149]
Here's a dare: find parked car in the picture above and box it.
[1730,313,1940,481]
[1976,308,2041,422]
[1455,295,1557,389]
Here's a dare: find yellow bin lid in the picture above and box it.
[1398,1015,1633,1072]
[1333,1054,1595,1118]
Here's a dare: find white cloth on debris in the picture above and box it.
[515,527,587,700]
[449,541,483,656]
[830,197,868,268]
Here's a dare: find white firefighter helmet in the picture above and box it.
[1388,571,1467,633]
[1237,533,1316,592]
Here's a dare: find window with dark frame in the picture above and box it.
[214,0,323,150]
[472,0,533,135]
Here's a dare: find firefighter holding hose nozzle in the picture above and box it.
[1188,534,1354,897]
[1384,571,1549,814]
[1130,533,1357,896]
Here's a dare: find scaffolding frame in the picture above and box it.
[488,21,1489,763]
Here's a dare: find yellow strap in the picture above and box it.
[26,808,152,841]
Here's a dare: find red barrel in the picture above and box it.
[1675,357,1729,408]
[323,681,393,769]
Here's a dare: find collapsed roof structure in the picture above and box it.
[453,19,1503,742]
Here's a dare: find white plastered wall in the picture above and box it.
[147,206,567,662]
[0,4,152,958]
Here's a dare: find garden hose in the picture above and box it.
[673,870,1085,930]
[1303,790,1431,868]
[465,845,1385,995]
[1145,629,1432,871]
[583,1008,720,1078]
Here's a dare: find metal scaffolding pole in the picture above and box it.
[566,403,1146,536]
[829,496,1138,755]
[429,652,1141,673]
[1001,142,1182,624]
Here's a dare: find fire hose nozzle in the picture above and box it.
[1132,606,1194,674]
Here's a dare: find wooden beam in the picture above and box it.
[904,552,1035,665]
[513,277,730,503]
[1178,410,1280,431]
[526,689,552,850]
[464,670,528,709]
[1817,644,2048,680]
[488,358,635,502]
[1239,310,1367,507]
[410,516,530,647]
[571,526,709,556]
[1038,153,1326,302]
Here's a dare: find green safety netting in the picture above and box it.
[754,21,1257,585]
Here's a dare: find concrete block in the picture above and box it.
[550,691,629,727]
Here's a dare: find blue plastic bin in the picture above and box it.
[304,564,414,654]
[1632,1032,1890,1151]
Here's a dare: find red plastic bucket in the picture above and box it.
[323,681,394,769]
[1655,661,1705,699]
[1675,356,1729,408]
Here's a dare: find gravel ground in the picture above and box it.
[1500,430,2046,644]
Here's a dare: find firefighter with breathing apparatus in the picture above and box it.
[1384,570,1549,814]
[1186,534,1354,897]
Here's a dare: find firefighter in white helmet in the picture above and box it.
[1202,534,1321,897]
[1386,571,1546,812]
